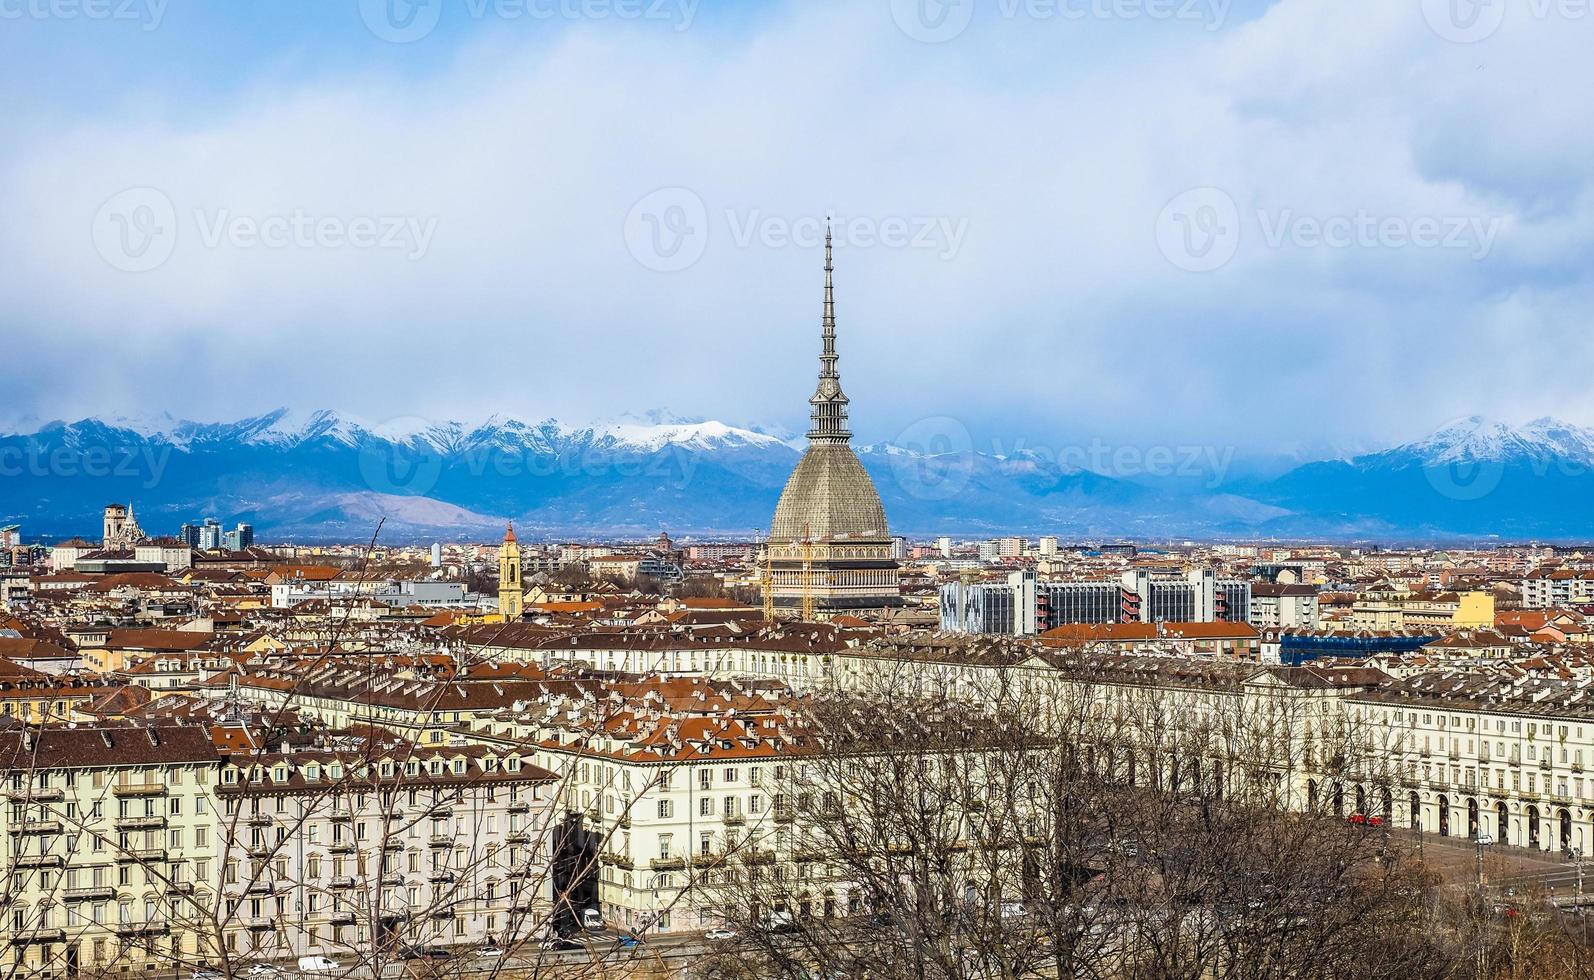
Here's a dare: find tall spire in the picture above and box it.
[808,219,851,445]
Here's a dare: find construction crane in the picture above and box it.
[759,528,775,622]
[801,522,815,622]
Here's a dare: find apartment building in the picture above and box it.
[467,679,811,934]
[211,740,558,962]
[1352,590,1496,631]
[1349,672,1594,855]
[1249,583,1320,630]
[215,666,560,746]
[0,720,559,976]
[0,723,223,977]
[1521,568,1594,608]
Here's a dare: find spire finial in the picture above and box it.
[808,218,850,445]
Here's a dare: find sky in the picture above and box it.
[2,0,1592,461]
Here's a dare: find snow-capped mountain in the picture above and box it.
[5,411,1594,541]
[0,408,1254,540]
[2,409,787,456]
[1381,415,1594,468]
[1254,416,1594,539]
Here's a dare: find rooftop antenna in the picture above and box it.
[801,522,815,622]
[759,528,775,623]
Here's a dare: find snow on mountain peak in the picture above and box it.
[587,418,786,452]
[1398,415,1594,466]
[6,409,790,456]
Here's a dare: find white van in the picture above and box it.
[296,956,340,974]
[581,907,604,930]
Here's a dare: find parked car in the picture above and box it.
[477,945,506,958]
[617,935,644,948]
[1477,834,1495,845]
[581,907,605,930]
[705,927,738,941]
[191,968,224,980]
[297,957,341,974]
[541,938,585,951]
[245,967,285,978]
[401,946,452,960]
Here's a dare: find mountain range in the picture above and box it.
[2,409,1592,543]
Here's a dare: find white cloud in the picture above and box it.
[3,0,1592,452]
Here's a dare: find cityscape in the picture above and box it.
[8,0,1594,978]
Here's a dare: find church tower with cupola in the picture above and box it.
[498,524,523,620]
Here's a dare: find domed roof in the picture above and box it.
[770,443,890,543]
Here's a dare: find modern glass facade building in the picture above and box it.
[940,569,1253,636]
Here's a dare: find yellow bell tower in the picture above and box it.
[498,523,523,620]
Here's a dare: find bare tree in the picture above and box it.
[704,661,1450,980]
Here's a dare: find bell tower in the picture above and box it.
[498,523,523,620]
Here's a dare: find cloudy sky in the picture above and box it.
[2,0,1589,458]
